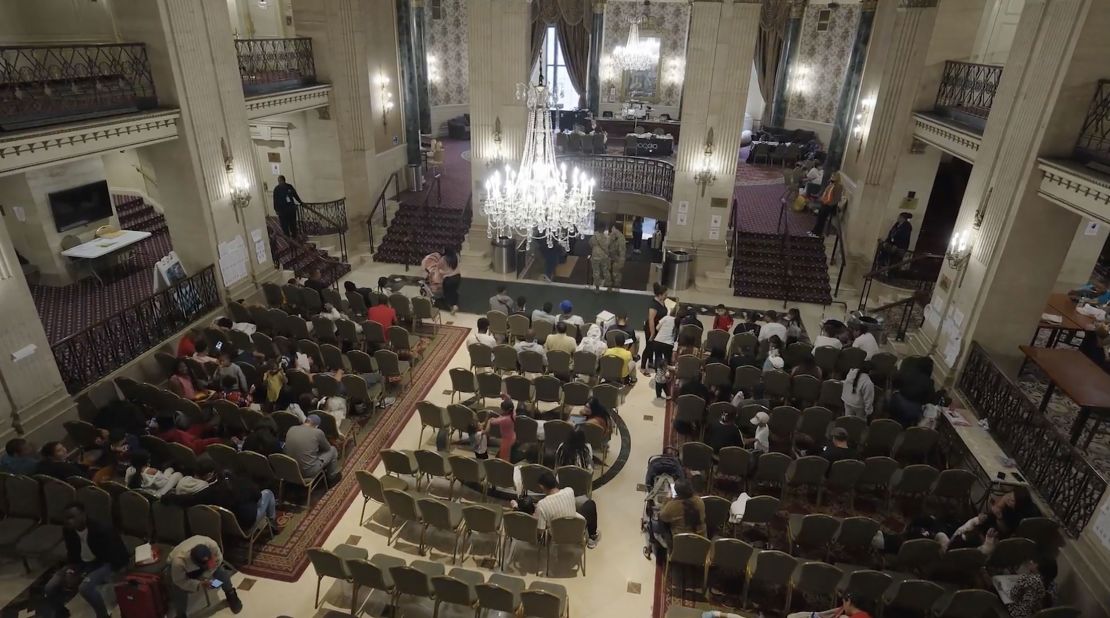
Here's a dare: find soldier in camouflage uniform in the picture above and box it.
[589,221,627,291]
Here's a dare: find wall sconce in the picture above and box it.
[663,57,685,87]
[694,128,716,197]
[427,55,440,85]
[376,74,394,127]
[600,56,616,87]
[946,227,973,270]
[229,172,251,222]
[789,65,811,98]
[488,116,504,167]
[852,96,875,158]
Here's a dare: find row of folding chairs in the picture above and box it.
[307,544,570,617]
[414,402,613,471]
[466,343,619,383]
[376,451,595,503]
[662,533,1072,618]
[252,287,440,335]
[448,368,625,413]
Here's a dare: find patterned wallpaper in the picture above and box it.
[785,4,860,124]
[600,0,689,107]
[424,0,469,106]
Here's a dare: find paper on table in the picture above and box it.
[992,574,1020,604]
[134,543,154,563]
[1040,313,1063,324]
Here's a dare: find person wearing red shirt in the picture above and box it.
[366,297,397,328]
[176,330,198,358]
[154,416,223,455]
[784,594,873,618]
[711,304,734,331]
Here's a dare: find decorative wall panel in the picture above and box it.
[425,0,470,106]
[786,4,859,124]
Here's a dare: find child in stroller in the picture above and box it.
[642,446,685,561]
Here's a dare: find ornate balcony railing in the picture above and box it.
[556,155,675,202]
[934,60,1003,132]
[957,342,1107,537]
[51,265,222,394]
[235,37,317,96]
[0,43,158,132]
[1074,79,1110,168]
[299,198,349,261]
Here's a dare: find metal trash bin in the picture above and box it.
[662,249,695,291]
[490,237,516,274]
[849,311,886,345]
[407,163,424,191]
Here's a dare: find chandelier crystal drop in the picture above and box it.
[483,76,595,249]
[611,19,659,72]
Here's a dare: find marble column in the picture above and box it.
[413,0,433,135]
[587,0,605,115]
[838,0,941,262]
[823,1,875,184]
[669,0,761,279]
[769,0,806,128]
[112,0,278,300]
[463,0,529,255]
[911,0,1101,376]
[397,0,423,166]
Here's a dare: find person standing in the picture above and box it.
[42,503,128,618]
[167,536,243,615]
[273,175,303,238]
[588,224,613,291]
[607,221,627,291]
[440,248,461,315]
[641,283,669,374]
[877,212,913,268]
[809,172,843,237]
[632,216,644,254]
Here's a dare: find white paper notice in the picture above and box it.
[677,201,689,214]
[943,336,961,367]
[710,214,722,228]
[941,317,959,342]
[1085,220,1101,236]
[676,213,688,226]
[923,304,940,329]
[952,307,965,328]
[251,228,263,243]
[708,229,720,240]
[218,235,249,287]
[271,162,281,176]
[251,228,268,264]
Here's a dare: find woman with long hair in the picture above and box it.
[582,398,612,435]
[555,427,594,471]
[641,283,669,374]
[659,478,706,536]
[841,361,876,418]
[488,398,517,461]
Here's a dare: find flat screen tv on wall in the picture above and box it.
[48,180,113,233]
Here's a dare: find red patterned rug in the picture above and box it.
[233,324,467,581]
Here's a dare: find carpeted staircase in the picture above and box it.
[373,203,472,265]
[113,193,169,235]
[266,217,351,286]
[731,231,832,304]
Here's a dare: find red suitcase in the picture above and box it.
[115,571,168,618]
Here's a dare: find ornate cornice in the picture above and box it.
[244,85,333,120]
[912,112,980,164]
[0,110,180,177]
[1037,157,1110,222]
[899,0,939,7]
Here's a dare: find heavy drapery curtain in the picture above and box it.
[531,0,592,109]
[755,0,790,126]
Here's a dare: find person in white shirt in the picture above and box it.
[513,330,547,362]
[576,324,609,357]
[852,324,880,360]
[652,309,678,367]
[841,364,876,418]
[812,321,844,350]
[515,471,600,547]
[746,411,770,453]
[468,317,497,348]
[757,310,788,342]
[557,300,584,326]
[531,301,558,324]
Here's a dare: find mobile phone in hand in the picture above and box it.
[210,579,223,589]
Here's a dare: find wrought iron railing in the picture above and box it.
[934,60,1003,129]
[0,43,158,132]
[368,171,401,255]
[1074,79,1110,168]
[858,239,944,312]
[557,155,675,202]
[957,342,1107,537]
[51,265,222,394]
[299,198,348,262]
[235,37,317,96]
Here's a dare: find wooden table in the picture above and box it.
[1020,345,1110,445]
[1034,293,1097,346]
[597,118,681,144]
[938,407,1028,508]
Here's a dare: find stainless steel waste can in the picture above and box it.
[662,249,695,291]
[407,163,424,191]
[491,237,516,274]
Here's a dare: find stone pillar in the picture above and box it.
[464,0,529,254]
[911,0,1101,376]
[823,1,875,184]
[838,0,940,262]
[112,0,278,299]
[0,216,74,444]
[669,0,761,278]
[769,0,806,128]
[587,0,605,115]
[293,0,407,240]
[397,0,423,166]
[413,0,433,134]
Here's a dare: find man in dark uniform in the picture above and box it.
[273,175,303,237]
[877,211,913,269]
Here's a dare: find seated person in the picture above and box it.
[243,416,282,455]
[36,441,88,480]
[214,316,255,336]
[712,304,734,331]
[851,324,880,360]
[532,301,558,324]
[554,427,594,471]
[192,339,219,365]
[608,313,638,352]
[154,415,224,455]
[785,593,873,618]
[343,280,375,304]
[42,502,129,618]
[790,352,823,380]
[124,452,183,497]
[757,310,788,342]
[366,294,397,328]
[217,375,252,408]
[468,317,498,348]
[601,332,635,382]
[262,362,289,410]
[991,487,1039,536]
[169,360,212,400]
[578,398,612,435]
[1,438,38,475]
[732,311,761,337]
[304,268,328,292]
[821,427,856,463]
[557,300,584,326]
[511,296,529,320]
[657,479,706,540]
[704,410,743,453]
[167,469,280,533]
[513,329,547,361]
[167,537,242,615]
[576,324,609,356]
[172,461,217,495]
[1068,282,1110,305]
[544,322,577,355]
[177,329,199,358]
[514,471,600,548]
[1007,557,1057,618]
[813,320,845,349]
[284,415,341,484]
[489,285,516,314]
[212,353,250,394]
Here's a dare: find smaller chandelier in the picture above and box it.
[611,19,659,72]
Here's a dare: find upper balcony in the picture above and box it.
[925,60,1004,136]
[0,43,159,133]
[555,155,675,203]
[235,37,318,97]
[1037,79,1110,224]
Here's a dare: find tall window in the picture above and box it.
[536,25,580,110]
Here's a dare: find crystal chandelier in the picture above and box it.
[484,76,596,249]
[611,19,659,72]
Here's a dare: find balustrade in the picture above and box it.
[235,38,317,96]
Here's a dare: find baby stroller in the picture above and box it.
[419,252,446,301]
[642,446,685,560]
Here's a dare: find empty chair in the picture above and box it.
[831,415,868,447]
[680,441,714,478]
[411,296,440,331]
[504,374,533,404]
[445,454,486,499]
[355,471,408,525]
[307,544,369,608]
[933,547,987,586]
[738,495,781,539]
[742,549,797,612]
[861,418,903,456]
[483,458,517,495]
[521,581,569,618]
[930,469,977,515]
[889,538,943,576]
[715,446,751,492]
[381,449,420,481]
[838,569,893,606]
[16,477,73,567]
[382,488,424,546]
[519,350,546,376]
[214,504,271,565]
[417,497,464,559]
[186,505,223,552]
[763,370,792,402]
[489,345,517,376]
[374,349,411,389]
[674,395,707,439]
[832,516,881,563]
[931,589,1002,618]
[664,533,712,602]
[449,368,478,404]
[791,375,822,408]
[888,464,940,510]
[447,404,478,442]
[500,511,542,572]
[118,489,154,551]
[572,351,598,382]
[787,513,839,558]
[0,475,41,553]
[675,355,702,381]
[547,350,572,381]
[431,569,484,617]
[593,383,621,416]
[823,459,865,506]
[882,579,945,617]
[987,537,1037,573]
[458,504,502,565]
[556,465,592,498]
[733,365,763,392]
[415,450,455,496]
[238,450,279,490]
[76,485,112,526]
[785,456,829,502]
[797,406,834,449]
[519,464,555,495]
[349,555,406,617]
[707,538,754,601]
[892,426,939,463]
[476,573,526,616]
[1014,517,1060,548]
[787,561,843,613]
[546,515,587,576]
[704,363,732,390]
[476,372,503,405]
[836,347,867,376]
[750,452,791,496]
[152,501,188,546]
[854,456,899,508]
[703,495,732,539]
[533,375,563,414]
